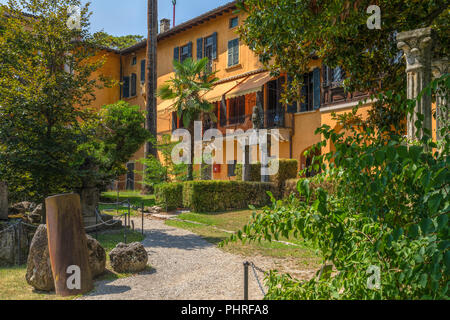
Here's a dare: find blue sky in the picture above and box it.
[0,0,233,36]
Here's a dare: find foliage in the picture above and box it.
[236,0,449,127]
[93,31,144,50]
[81,101,151,188]
[235,163,262,181]
[183,180,277,213]
[157,58,219,180]
[139,134,189,189]
[154,182,184,211]
[227,75,450,299]
[0,0,110,202]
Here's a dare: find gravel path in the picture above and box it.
[80,217,267,300]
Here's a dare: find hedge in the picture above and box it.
[155,182,183,211]
[183,180,277,212]
[281,177,336,200]
[235,159,298,185]
[235,163,262,181]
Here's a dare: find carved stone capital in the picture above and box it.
[397,27,433,72]
[432,57,449,79]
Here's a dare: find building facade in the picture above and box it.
[92,2,382,190]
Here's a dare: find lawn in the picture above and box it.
[100,191,155,217]
[0,229,145,300]
[165,210,321,269]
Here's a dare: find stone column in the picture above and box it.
[0,182,8,220]
[397,27,433,140]
[432,58,449,141]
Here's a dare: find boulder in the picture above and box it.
[25,225,54,291]
[26,225,106,291]
[10,201,35,215]
[109,242,148,273]
[86,234,106,278]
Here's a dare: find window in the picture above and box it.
[131,73,137,97]
[140,60,146,83]
[229,17,238,29]
[228,95,245,125]
[227,160,237,177]
[300,68,321,112]
[131,56,137,65]
[227,39,239,67]
[172,111,178,130]
[180,42,192,62]
[122,76,130,98]
[204,33,217,72]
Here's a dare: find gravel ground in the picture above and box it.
[80,217,267,300]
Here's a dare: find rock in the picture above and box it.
[26,225,107,291]
[10,201,35,215]
[26,225,54,291]
[109,242,148,273]
[0,222,29,266]
[86,234,106,278]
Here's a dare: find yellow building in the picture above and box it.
[94,1,376,190]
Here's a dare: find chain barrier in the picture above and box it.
[243,261,267,299]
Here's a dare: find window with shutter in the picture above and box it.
[300,72,314,112]
[140,60,146,83]
[212,32,217,60]
[173,46,180,62]
[286,75,298,113]
[197,38,203,60]
[313,68,321,109]
[131,73,137,97]
[172,111,178,130]
[122,76,130,98]
[180,43,192,62]
[227,39,239,67]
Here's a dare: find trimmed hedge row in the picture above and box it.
[235,159,298,184]
[155,182,183,211]
[183,180,277,212]
[281,178,336,200]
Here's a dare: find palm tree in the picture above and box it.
[158,57,219,180]
[145,0,157,158]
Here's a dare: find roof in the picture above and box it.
[120,1,237,55]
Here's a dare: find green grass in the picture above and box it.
[0,229,146,300]
[165,210,321,268]
[100,191,156,217]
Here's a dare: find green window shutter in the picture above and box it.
[187,41,193,59]
[212,32,218,60]
[233,39,239,65]
[197,38,203,60]
[287,75,297,113]
[172,111,178,130]
[313,68,321,110]
[228,40,233,67]
[173,46,179,62]
[140,60,146,83]
[131,73,137,96]
[123,76,130,98]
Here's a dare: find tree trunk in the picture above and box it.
[145,0,158,159]
[188,124,195,180]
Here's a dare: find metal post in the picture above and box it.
[244,261,249,300]
[17,222,21,265]
[141,201,144,236]
[128,201,131,227]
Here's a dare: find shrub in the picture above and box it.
[282,176,335,199]
[269,159,298,186]
[235,163,262,181]
[154,183,183,211]
[183,180,277,212]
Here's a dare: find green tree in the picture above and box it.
[0,0,108,203]
[236,0,449,127]
[93,31,144,50]
[226,76,450,299]
[157,57,218,180]
[81,101,151,190]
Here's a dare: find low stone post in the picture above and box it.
[397,27,434,141]
[0,182,7,220]
[46,193,93,296]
